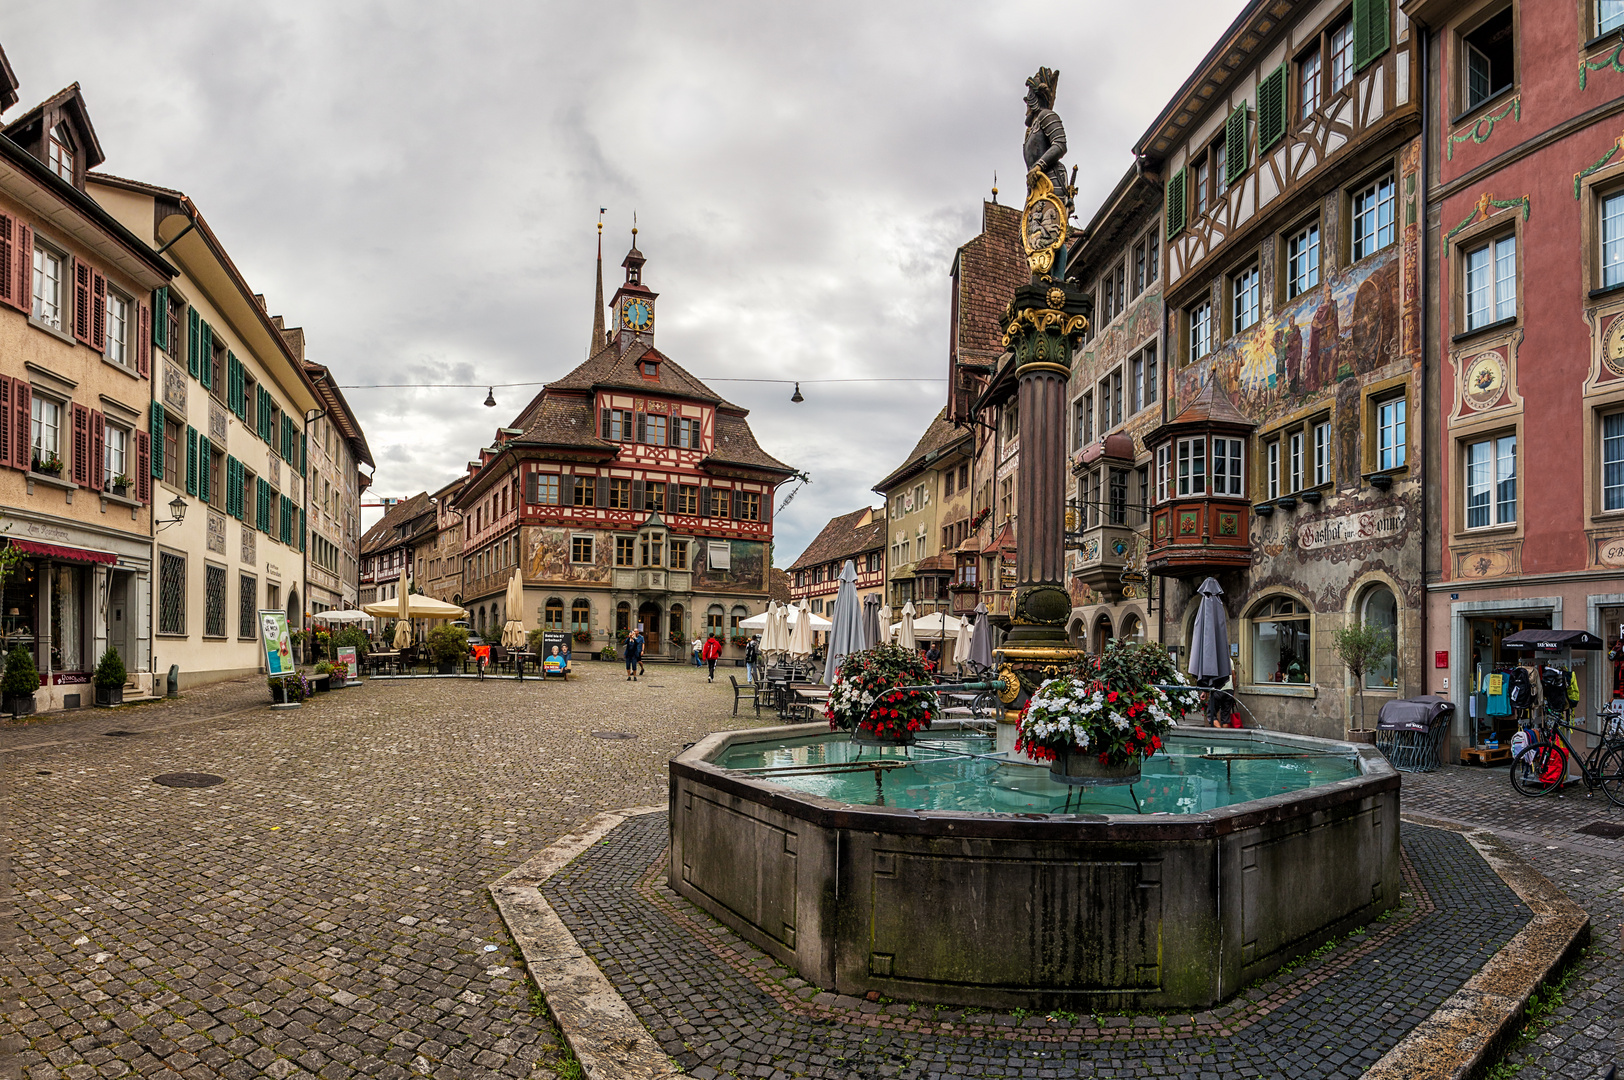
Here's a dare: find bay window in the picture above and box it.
[1176,437,1206,496]
[1211,437,1244,496]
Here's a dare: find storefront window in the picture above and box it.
[1,559,41,670]
[1361,587,1398,689]
[49,564,85,672]
[1250,596,1311,683]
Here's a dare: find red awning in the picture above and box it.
[9,539,118,565]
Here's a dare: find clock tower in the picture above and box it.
[610,228,658,347]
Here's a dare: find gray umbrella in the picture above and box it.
[1187,577,1232,681]
[861,594,881,651]
[969,603,994,671]
[823,560,865,684]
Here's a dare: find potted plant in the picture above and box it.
[93,647,126,707]
[573,630,594,645]
[1016,640,1191,785]
[328,659,348,688]
[31,452,63,477]
[268,673,308,705]
[427,623,468,674]
[2,645,39,717]
[598,645,617,662]
[826,643,937,746]
[110,473,132,498]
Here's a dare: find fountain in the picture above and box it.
[667,68,1401,1012]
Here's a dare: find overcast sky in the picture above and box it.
[10,1,1244,565]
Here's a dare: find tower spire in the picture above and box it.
[590,207,606,353]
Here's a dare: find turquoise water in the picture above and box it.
[717,731,1362,815]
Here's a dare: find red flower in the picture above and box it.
[1099,752,1109,764]
[1107,691,1118,703]
[1151,736,1162,750]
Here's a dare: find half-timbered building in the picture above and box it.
[787,507,885,619]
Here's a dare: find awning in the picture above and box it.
[8,539,118,565]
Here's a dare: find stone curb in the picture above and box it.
[489,805,675,1080]
[1362,813,1593,1080]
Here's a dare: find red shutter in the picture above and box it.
[0,376,11,469]
[135,430,151,504]
[71,402,89,485]
[136,301,151,376]
[91,271,106,352]
[12,380,30,468]
[16,224,32,316]
[89,409,105,491]
[72,258,92,345]
[0,213,13,309]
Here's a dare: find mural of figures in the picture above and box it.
[1335,376,1363,491]
[696,540,768,592]
[528,528,611,583]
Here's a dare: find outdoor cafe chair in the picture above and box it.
[729,675,761,718]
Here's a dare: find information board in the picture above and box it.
[259,610,295,678]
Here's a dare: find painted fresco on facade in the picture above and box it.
[527,527,611,583]
[696,540,767,592]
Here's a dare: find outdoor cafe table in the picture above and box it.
[791,685,830,722]
[368,651,399,675]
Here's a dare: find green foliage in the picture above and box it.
[427,623,469,665]
[826,643,937,739]
[268,674,307,702]
[528,627,549,653]
[93,647,127,689]
[315,661,333,675]
[1017,640,1193,765]
[598,645,617,661]
[333,626,369,659]
[1334,620,1393,727]
[2,645,39,697]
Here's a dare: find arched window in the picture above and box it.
[707,604,724,633]
[668,603,685,640]
[1361,586,1398,689]
[544,598,564,631]
[616,601,631,637]
[1249,595,1311,683]
[730,605,748,633]
[571,599,591,633]
[477,606,486,632]
[1068,618,1085,647]
[1120,613,1143,642]
[1092,613,1114,654]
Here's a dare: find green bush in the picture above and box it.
[315,661,333,675]
[334,626,369,660]
[528,627,548,654]
[598,645,617,661]
[2,646,39,697]
[93,647,127,689]
[427,624,469,665]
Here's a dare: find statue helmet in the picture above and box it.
[1025,67,1059,109]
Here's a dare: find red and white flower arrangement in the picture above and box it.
[1014,640,1191,766]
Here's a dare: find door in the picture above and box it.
[638,602,663,654]
[107,571,129,670]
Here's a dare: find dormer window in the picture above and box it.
[641,360,658,378]
[47,125,73,183]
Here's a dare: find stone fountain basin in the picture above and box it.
[668,723,1401,1012]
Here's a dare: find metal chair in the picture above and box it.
[729,676,761,717]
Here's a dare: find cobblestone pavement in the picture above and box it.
[1,662,767,1080]
[0,676,270,756]
[549,814,1527,1079]
[1403,765,1623,1079]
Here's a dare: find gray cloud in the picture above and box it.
[9,0,1245,562]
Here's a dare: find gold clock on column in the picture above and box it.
[621,297,654,333]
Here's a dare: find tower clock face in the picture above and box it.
[621,298,653,332]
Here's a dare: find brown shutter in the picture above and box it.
[600,408,611,440]
[636,412,647,444]
[524,470,538,504]
[0,376,11,469]
[0,213,14,309]
[72,258,92,345]
[15,224,31,315]
[91,271,107,352]
[136,301,151,376]
[596,475,609,507]
[13,380,30,468]
[89,409,105,491]
[135,431,151,504]
[699,485,711,518]
[731,488,742,519]
[631,478,644,510]
[71,402,89,485]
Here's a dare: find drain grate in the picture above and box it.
[103,730,136,737]
[591,731,637,740]
[152,773,225,789]
[1577,821,1624,838]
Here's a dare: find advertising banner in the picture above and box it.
[260,610,295,678]
[337,645,358,676]
[542,631,571,676]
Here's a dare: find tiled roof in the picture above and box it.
[788,508,884,572]
[360,491,434,556]
[953,202,1026,366]
[515,395,614,451]
[707,412,793,474]
[874,407,969,492]
[546,337,738,408]
[915,553,955,574]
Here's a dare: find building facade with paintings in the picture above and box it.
[873,409,972,617]
[0,67,173,709]
[1138,0,1423,738]
[788,507,885,618]
[1407,0,1624,741]
[1065,165,1167,653]
[420,477,465,608]
[453,236,795,659]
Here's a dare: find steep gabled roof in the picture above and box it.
[707,412,793,474]
[874,407,970,493]
[515,395,615,452]
[360,491,433,556]
[788,508,885,572]
[4,82,105,171]
[546,336,737,407]
[0,44,18,114]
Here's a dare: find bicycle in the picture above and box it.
[1508,707,1624,805]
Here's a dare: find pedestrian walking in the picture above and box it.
[702,632,722,682]
[624,630,644,682]
[744,634,761,683]
[636,627,647,676]
[691,635,703,667]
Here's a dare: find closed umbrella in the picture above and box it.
[1188,576,1232,725]
[789,599,815,660]
[896,601,917,650]
[823,561,864,684]
[953,611,974,672]
[861,594,881,651]
[969,603,993,671]
[393,579,412,649]
[500,569,527,649]
[878,604,894,645]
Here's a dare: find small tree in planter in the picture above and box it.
[427,624,469,674]
[1332,621,1393,731]
[2,645,39,717]
[826,643,937,745]
[1016,640,1192,785]
[93,647,127,706]
[334,626,369,662]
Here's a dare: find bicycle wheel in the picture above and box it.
[1509,743,1567,797]
[1598,745,1624,808]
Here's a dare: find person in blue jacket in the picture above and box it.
[624,629,643,682]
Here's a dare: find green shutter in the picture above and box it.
[227,353,242,418]
[1258,63,1288,153]
[198,322,213,390]
[299,507,306,553]
[187,306,200,379]
[1353,0,1390,71]
[149,402,164,478]
[198,440,210,504]
[299,432,307,477]
[185,426,198,496]
[151,287,168,354]
[1165,167,1187,240]
[1224,104,1249,186]
[226,456,239,518]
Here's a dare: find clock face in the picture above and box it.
[622,298,653,332]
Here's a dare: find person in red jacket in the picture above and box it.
[701,632,723,682]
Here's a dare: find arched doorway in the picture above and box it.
[1092,612,1114,654]
[616,601,632,639]
[1068,618,1085,648]
[638,601,663,654]
[287,588,301,661]
[1120,612,1143,643]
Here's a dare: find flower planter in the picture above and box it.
[111,484,128,498]
[1050,752,1141,786]
[269,683,302,706]
[852,729,916,748]
[3,692,36,717]
[436,660,456,674]
[95,685,123,707]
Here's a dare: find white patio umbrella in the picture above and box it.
[740,605,833,633]
[877,604,895,645]
[896,601,917,650]
[953,612,974,671]
[313,609,375,625]
[500,570,527,649]
[902,612,964,639]
[788,599,815,659]
[393,579,412,649]
[361,594,467,620]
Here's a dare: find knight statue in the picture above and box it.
[1023,67,1070,211]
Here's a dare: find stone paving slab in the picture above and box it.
[541,812,1528,1079]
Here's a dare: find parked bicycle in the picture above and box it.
[1508,706,1624,805]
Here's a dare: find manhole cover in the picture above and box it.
[103,730,136,737]
[152,773,225,789]
[35,770,50,776]
[1576,821,1624,838]
[591,731,637,740]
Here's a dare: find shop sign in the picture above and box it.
[259,610,295,678]
[50,673,90,685]
[1297,506,1405,551]
[1595,536,1624,568]
[22,522,73,542]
